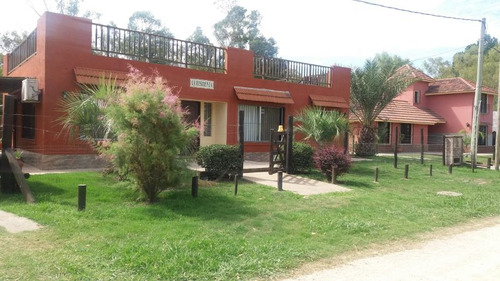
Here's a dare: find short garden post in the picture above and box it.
[78,184,86,211]
[192,176,198,198]
[430,164,433,176]
[374,167,379,183]
[404,164,409,179]
[234,175,238,196]
[277,171,283,191]
[331,165,337,184]
[487,157,492,168]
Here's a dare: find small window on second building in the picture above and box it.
[400,123,412,144]
[480,94,488,114]
[377,122,390,144]
[414,90,420,104]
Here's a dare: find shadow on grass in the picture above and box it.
[149,187,260,222]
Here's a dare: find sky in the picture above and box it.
[1,0,499,70]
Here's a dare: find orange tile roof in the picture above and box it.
[393,64,434,82]
[74,67,129,86]
[350,100,446,125]
[234,86,294,104]
[426,77,497,95]
[309,94,349,109]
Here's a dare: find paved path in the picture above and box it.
[0,210,42,233]
[281,219,500,281]
[243,172,350,195]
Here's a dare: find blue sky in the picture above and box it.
[2,0,499,70]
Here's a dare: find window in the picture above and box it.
[22,103,36,139]
[377,122,390,144]
[203,103,212,137]
[400,123,412,144]
[239,105,283,142]
[478,125,487,146]
[480,94,488,114]
[414,90,420,104]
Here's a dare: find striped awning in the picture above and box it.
[310,94,349,109]
[234,86,294,104]
[74,67,128,86]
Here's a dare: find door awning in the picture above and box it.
[0,77,25,93]
[234,86,294,104]
[310,94,349,109]
[74,67,128,86]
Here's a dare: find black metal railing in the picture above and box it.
[92,24,226,73]
[253,56,331,87]
[8,29,37,73]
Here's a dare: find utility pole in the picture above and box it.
[495,53,500,170]
[470,18,486,170]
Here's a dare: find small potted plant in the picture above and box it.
[14,150,24,169]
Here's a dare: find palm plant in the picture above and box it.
[57,78,116,142]
[295,106,349,147]
[350,59,413,156]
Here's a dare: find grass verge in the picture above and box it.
[0,154,499,280]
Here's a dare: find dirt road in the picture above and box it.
[281,217,500,281]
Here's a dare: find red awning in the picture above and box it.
[74,67,128,86]
[310,94,349,109]
[234,86,294,104]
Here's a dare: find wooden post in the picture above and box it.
[331,165,337,184]
[238,111,244,177]
[374,167,379,183]
[487,157,491,168]
[234,175,238,196]
[191,176,198,198]
[343,130,349,155]
[394,127,399,168]
[286,115,294,174]
[442,135,446,166]
[420,128,424,164]
[430,164,433,177]
[1,95,16,193]
[404,164,409,179]
[277,171,283,191]
[448,164,453,174]
[78,184,86,211]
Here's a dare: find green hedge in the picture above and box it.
[291,142,315,173]
[196,144,242,180]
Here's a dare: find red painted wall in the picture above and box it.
[6,12,351,155]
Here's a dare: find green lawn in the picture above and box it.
[0,155,499,280]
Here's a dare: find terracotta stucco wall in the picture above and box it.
[7,12,351,155]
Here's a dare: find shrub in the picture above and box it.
[196,144,242,180]
[314,145,352,181]
[292,142,314,173]
[59,68,199,203]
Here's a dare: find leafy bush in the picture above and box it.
[314,145,352,181]
[292,142,314,173]
[59,68,199,203]
[196,144,242,180]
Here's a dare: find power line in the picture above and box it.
[353,0,482,23]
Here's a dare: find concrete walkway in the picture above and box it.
[0,210,42,233]
[281,218,500,281]
[243,172,351,195]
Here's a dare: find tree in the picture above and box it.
[128,11,172,37]
[422,57,456,78]
[350,59,413,156]
[295,106,349,147]
[58,70,198,203]
[188,27,211,45]
[0,31,28,76]
[373,52,410,74]
[214,5,278,57]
